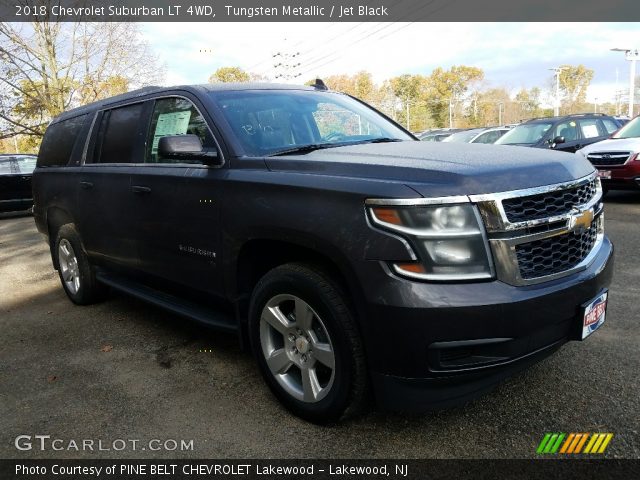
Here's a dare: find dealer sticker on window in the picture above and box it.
[582,291,608,339]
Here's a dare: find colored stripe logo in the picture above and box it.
[537,433,613,454]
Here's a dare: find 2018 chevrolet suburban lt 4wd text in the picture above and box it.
[33,82,614,423]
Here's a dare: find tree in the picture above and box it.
[426,65,484,127]
[389,74,428,130]
[514,87,543,121]
[208,66,251,83]
[324,71,377,102]
[557,64,594,113]
[0,22,163,143]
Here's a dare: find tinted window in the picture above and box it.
[146,97,215,163]
[37,114,88,167]
[95,103,145,163]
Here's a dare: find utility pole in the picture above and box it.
[611,48,639,117]
[449,98,453,128]
[272,51,302,82]
[594,98,598,113]
[498,102,503,125]
[406,100,410,130]
[13,135,19,153]
[549,67,565,116]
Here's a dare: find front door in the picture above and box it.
[548,120,583,153]
[131,95,225,297]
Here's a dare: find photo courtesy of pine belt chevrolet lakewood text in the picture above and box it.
[32,81,614,423]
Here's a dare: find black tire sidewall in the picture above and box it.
[248,265,359,423]
[53,225,100,305]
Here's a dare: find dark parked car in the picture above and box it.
[33,83,613,423]
[578,115,640,191]
[496,113,621,152]
[0,154,37,213]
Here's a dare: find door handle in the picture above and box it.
[79,181,94,190]
[131,185,151,194]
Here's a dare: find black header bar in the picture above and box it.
[1,0,639,22]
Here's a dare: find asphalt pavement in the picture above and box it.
[1,192,639,459]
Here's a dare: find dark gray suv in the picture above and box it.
[32,83,614,422]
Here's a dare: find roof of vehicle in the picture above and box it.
[51,82,325,124]
[522,113,616,124]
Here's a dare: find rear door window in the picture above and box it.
[37,114,88,167]
[145,97,216,164]
[94,103,145,164]
[578,119,602,139]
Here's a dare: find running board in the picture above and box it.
[96,271,238,333]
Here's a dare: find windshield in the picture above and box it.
[495,122,553,145]
[612,116,640,139]
[442,129,485,143]
[211,89,412,156]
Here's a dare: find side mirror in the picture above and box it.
[157,135,219,165]
[549,136,565,148]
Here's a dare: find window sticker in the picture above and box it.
[151,110,192,155]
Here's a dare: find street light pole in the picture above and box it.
[611,48,639,117]
[549,67,565,116]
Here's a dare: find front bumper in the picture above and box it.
[359,235,614,411]
[597,162,640,190]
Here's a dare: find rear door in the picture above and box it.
[131,94,226,297]
[0,157,21,211]
[577,118,609,148]
[77,102,150,271]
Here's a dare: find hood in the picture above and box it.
[578,137,640,155]
[265,141,595,197]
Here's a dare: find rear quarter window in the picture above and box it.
[37,114,88,167]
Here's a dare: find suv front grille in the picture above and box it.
[471,173,604,286]
[501,178,597,223]
[515,220,599,280]
[586,151,631,166]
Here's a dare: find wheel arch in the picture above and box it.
[231,237,368,338]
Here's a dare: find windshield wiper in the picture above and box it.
[269,144,341,156]
[359,137,403,144]
[269,138,404,156]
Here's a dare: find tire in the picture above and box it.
[248,263,367,423]
[53,224,107,305]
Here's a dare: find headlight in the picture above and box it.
[369,203,494,281]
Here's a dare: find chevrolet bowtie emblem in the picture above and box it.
[568,207,594,232]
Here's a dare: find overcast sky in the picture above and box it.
[141,22,640,105]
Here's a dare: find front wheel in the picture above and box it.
[248,263,367,423]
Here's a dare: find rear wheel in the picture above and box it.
[53,224,107,305]
[248,263,367,423]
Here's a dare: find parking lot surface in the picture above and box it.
[1,192,639,459]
